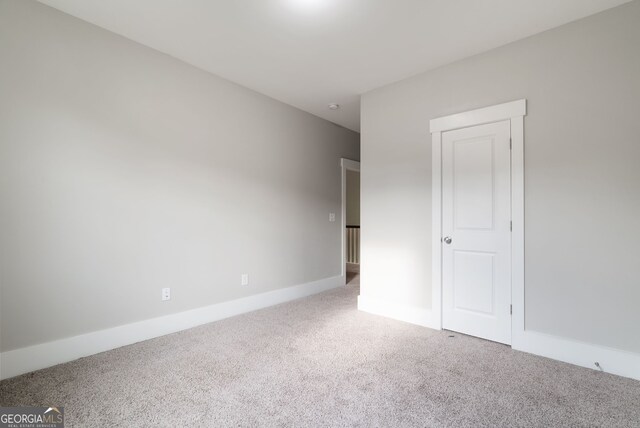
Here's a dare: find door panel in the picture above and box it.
[442,120,511,345]
[453,250,494,315]
[453,138,494,230]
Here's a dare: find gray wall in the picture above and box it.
[361,1,640,353]
[346,170,360,226]
[0,0,359,352]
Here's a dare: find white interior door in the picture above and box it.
[441,120,511,345]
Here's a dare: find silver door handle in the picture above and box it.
[443,236,452,244]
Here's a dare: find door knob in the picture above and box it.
[443,236,452,244]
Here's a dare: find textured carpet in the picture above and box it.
[2,275,640,427]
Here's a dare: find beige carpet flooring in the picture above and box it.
[2,274,640,427]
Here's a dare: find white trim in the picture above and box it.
[430,99,526,337]
[340,158,360,284]
[429,99,526,133]
[358,295,437,329]
[514,331,640,381]
[0,275,344,380]
[358,294,640,380]
[510,115,525,337]
[431,131,443,330]
[340,158,360,171]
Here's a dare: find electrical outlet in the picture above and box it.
[329,212,336,222]
[241,274,249,286]
[162,287,171,301]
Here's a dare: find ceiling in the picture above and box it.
[38,0,630,132]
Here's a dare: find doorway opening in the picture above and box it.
[340,158,360,286]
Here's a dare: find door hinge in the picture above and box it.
[510,304,513,315]
[510,221,512,231]
[509,138,512,150]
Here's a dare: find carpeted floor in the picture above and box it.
[2,274,639,427]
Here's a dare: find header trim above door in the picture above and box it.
[430,99,526,133]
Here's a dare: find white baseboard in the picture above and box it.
[0,275,344,381]
[357,295,640,381]
[357,294,437,329]
[513,331,640,381]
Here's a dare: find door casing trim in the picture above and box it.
[429,99,526,345]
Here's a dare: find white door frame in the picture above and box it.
[340,158,360,285]
[429,99,526,343]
